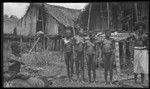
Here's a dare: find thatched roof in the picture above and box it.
[78,2,149,32]
[15,3,81,36]
[29,3,81,27]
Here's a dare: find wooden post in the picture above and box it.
[52,39,54,51]
[43,37,45,51]
[57,39,60,51]
[47,37,49,51]
[50,39,52,51]
[41,5,45,51]
[55,39,57,51]
[107,2,110,29]
[115,41,121,74]
[7,38,10,54]
[60,39,62,51]
[34,36,36,52]
[54,39,56,51]
[134,2,139,22]
[58,39,60,51]
[101,4,104,31]
[56,39,58,51]
[87,3,92,32]
[122,41,126,68]
[20,36,23,53]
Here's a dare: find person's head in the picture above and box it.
[85,36,90,42]
[104,29,111,38]
[78,28,84,35]
[134,22,146,35]
[65,28,72,38]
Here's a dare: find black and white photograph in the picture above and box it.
[3,2,149,88]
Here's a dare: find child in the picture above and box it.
[85,34,96,83]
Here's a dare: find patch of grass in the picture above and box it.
[20,51,63,68]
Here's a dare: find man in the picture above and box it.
[100,30,115,84]
[4,42,25,82]
[62,29,74,81]
[85,34,97,83]
[128,22,149,83]
[74,28,85,82]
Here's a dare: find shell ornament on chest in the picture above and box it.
[103,39,112,48]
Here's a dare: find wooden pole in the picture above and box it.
[107,2,110,29]
[122,41,126,68]
[101,4,104,31]
[135,2,139,22]
[115,41,121,74]
[72,25,75,61]
[47,37,49,51]
[34,36,36,52]
[87,3,92,32]
[20,36,22,53]
[41,6,45,51]
[55,39,57,51]
[29,37,40,53]
[58,39,60,51]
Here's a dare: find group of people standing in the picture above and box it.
[62,22,149,84]
[62,27,116,84]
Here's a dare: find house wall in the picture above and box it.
[16,6,39,36]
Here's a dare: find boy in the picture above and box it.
[85,34,97,83]
[100,30,115,84]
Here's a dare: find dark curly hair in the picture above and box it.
[134,22,146,31]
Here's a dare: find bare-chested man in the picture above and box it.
[99,30,115,84]
[74,28,85,82]
[85,34,97,83]
[62,29,74,81]
[128,22,149,83]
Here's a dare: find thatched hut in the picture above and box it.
[13,3,81,52]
